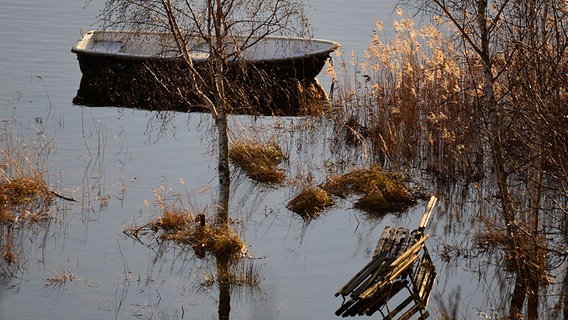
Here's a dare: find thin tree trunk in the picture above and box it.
[212,0,230,228]
[216,103,230,227]
[526,147,543,320]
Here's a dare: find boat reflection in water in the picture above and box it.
[71,30,338,116]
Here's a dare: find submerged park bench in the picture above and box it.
[335,196,438,319]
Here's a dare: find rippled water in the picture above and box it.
[0,1,470,319]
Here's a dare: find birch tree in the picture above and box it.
[99,0,309,227]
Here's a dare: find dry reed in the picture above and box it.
[322,165,414,215]
[287,185,334,219]
[125,189,246,259]
[229,139,287,184]
[1,131,55,270]
[329,11,483,181]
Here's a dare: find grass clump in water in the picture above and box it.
[0,174,55,268]
[229,139,287,184]
[0,176,53,225]
[125,190,246,259]
[1,130,58,272]
[322,165,414,215]
[287,185,334,219]
[287,165,414,219]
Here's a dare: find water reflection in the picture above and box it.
[72,69,331,116]
[217,254,231,320]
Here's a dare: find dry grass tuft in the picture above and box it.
[0,174,54,268]
[1,126,56,273]
[287,165,414,218]
[287,185,334,219]
[229,140,287,184]
[0,176,53,220]
[126,192,246,259]
[152,209,189,233]
[322,165,414,215]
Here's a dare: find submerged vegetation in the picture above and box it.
[201,259,263,289]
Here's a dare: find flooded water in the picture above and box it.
[0,1,477,319]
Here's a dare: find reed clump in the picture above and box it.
[329,12,483,182]
[126,190,246,259]
[287,185,334,219]
[287,165,414,218]
[229,139,287,184]
[0,176,53,224]
[322,165,414,215]
[1,130,56,272]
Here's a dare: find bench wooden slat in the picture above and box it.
[335,196,439,318]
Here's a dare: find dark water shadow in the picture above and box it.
[72,69,331,117]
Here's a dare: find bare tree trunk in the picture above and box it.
[510,272,526,320]
[210,0,230,228]
[216,95,230,228]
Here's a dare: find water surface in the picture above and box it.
[1,1,475,319]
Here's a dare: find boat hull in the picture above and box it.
[71,30,338,115]
[75,50,332,80]
[72,30,338,80]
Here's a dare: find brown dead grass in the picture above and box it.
[1,131,56,270]
[0,176,52,218]
[287,165,414,219]
[229,140,287,184]
[126,197,246,259]
[322,165,414,215]
[287,185,334,219]
[0,175,54,267]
